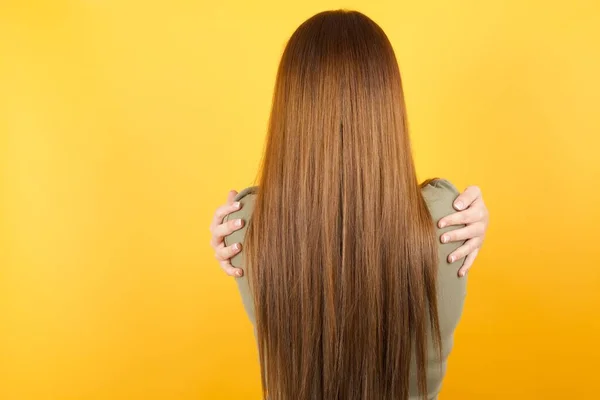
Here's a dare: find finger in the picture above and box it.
[215,242,242,261]
[453,185,482,211]
[227,189,238,204]
[438,204,485,228]
[440,223,485,244]
[458,248,479,277]
[448,237,482,264]
[219,260,244,277]
[210,202,242,234]
[211,218,245,247]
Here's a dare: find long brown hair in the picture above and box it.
[245,10,441,400]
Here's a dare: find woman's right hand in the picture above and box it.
[209,190,245,277]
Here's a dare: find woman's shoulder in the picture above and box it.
[234,186,259,201]
[420,178,460,219]
[421,178,460,199]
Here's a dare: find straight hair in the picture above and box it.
[245,10,441,400]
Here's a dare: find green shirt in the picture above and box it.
[224,179,467,400]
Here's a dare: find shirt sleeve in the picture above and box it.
[223,186,259,325]
[410,179,468,399]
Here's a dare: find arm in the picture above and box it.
[412,179,468,399]
[221,188,259,324]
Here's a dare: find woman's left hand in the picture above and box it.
[438,185,489,277]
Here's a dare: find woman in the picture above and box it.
[210,10,489,400]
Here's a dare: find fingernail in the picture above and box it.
[439,221,447,228]
[235,219,242,227]
[441,235,449,243]
[459,270,466,277]
[233,243,240,251]
[455,201,464,210]
[235,270,243,277]
[233,202,241,209]
[449,255,455,263]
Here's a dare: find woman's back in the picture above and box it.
[222,9,468,400]
[224,179,468,399]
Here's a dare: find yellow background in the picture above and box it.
[1,0,599,399]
